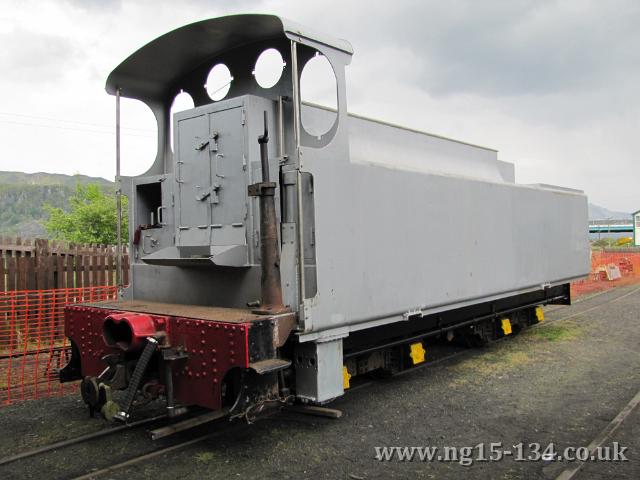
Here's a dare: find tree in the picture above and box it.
[45,183,128,245]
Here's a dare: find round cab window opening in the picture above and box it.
[253,48,286,89]
[300,53,338,138]
[169,90,195,153]
[206,63,233,101]
[118,98,158,176]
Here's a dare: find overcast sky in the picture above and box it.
[0,0,638,211]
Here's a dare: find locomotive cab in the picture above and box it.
[60,14,353,419]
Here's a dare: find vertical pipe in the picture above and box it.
[256,112,284,309]
[277,95,285,161]
[290,42,302,167]
[259,111,270,182]
[164,361,175,416]
[290,41,306,311]
[115,88,123,291]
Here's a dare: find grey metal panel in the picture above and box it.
[496,159,515,183]
[301,134,590,337]
[125,263,261,308]
[130,174,174,264]
[294,339,344,403]
[210,107,247,231]
[342,108,513,183]
[176,113,211,247]
[170,99,279,267]
[128,95,293,304]
[106,14,352,99]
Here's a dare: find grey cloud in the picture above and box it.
[284,0,640,97]
[63,0,123,11]
[0,28,83,84]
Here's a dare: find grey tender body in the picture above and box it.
[107,14,589,403]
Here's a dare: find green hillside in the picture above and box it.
[0,171,113,237]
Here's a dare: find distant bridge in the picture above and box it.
[589,219,634,233]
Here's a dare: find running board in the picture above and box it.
[249,358,291,374]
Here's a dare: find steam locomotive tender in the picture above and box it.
[60,14,590,421]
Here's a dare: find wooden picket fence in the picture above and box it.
[0,237,129,292]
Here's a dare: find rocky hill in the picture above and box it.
[0,171,112,237]
[587,203,631,221]
[0,171,631,237]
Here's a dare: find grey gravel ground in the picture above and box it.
[0,284,638,480]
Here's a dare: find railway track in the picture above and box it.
[1,284,639,480]
[0,414,167,467]
[0,345,68,362]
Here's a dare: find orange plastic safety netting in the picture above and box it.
[1,252,638,407]
[571,250,640,297]
[0,286,118,406]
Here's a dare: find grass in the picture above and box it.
[448,323,582,386]
[447,345,533,384]
[194,451,216,464]
[527,322,582,342]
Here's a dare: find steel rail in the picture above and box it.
[0,414,167,466]
[555,388,640,480]
[67,417,241,480]
[0,345,67,361]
